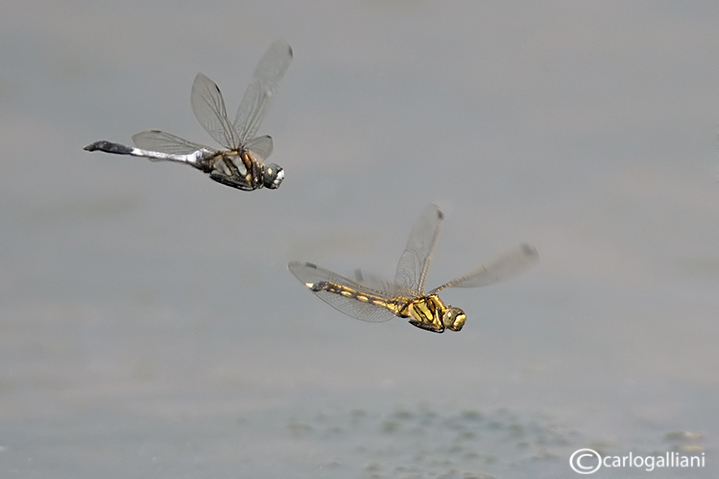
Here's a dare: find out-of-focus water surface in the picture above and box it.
[1,1,718,477]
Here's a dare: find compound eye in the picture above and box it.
[450,313,466,331]
[444,308,466,332]
[264,164,284,189]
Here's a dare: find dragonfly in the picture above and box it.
[84,40,293,191]
[288,204,539,333]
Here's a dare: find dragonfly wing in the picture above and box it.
[234,40,293,146]
[191,73,240,148]
[353,269,391,291]
[428,243,539,294]
[245,135,273,162]
[353,269,413,298]
[132,130,214,155]
[394,204,444,294]
[288,262,399,323]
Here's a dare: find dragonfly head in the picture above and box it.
[442,307,466,332]
[263,163,284,189]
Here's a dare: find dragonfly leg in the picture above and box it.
[221,157,242,177]
[208,171,257,191]
[402,299,445,333]
[408,318,445,333]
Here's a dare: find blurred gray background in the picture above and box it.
[1,1,717,478]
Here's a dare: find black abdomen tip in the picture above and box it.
[83,141,133,155]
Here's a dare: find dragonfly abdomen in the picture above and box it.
[309,281,408,314]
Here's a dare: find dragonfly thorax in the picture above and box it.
[401,295,464,333]
[205,149,282,191]
[209,150,248,175]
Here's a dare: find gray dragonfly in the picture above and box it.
[289,204,539,333]
[85,40,292,191]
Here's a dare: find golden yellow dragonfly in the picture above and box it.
[84,40,292,191]
[288,204,539,333]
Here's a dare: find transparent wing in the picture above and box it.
[354,269,412,298]
[288,262,399,323]
[132,130,214,155]
[428,243,539,294]
[354,269,391,291]
[244,135,273,162]
[191,73,239,148]
[234,40,293,146]
[394,204,444,294]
